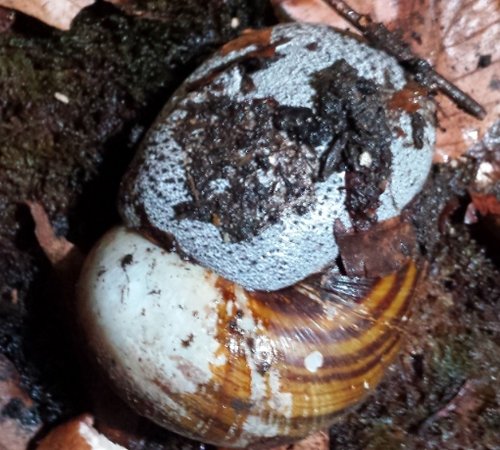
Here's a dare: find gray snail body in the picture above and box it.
[119,23,435,291]
[78,23,435,448]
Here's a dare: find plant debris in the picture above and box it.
[273,0,500,161]
[334,217,416,277]
[25,202,78,267]
[324,0,486,119]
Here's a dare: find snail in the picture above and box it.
[77,23,435,448]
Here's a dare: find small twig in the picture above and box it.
[323,0,486,120]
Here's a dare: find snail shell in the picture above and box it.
[119,22,435,292]
[78,226,418,448]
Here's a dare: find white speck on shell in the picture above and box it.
[304,351,324,373]
[359,151,372,167]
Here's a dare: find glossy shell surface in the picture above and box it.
[78,227,418,448]
[119,23,435,291]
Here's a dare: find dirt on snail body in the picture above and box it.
[77,23,435,448]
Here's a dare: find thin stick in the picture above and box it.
[323,0,486,120]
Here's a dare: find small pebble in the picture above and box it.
[230,17,240,29]
[54,92,70,104]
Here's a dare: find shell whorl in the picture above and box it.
[78,227,418,448]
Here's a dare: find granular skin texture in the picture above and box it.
[118,22,435,292]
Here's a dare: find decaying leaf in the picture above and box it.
[272,0,500,161]
[25,201,77,266]
[392,0,499,161]
[334,217,416,277]
[469,192,500,217]
[273,0,399,28]
[37,415,127,450]
[0,0,94,30]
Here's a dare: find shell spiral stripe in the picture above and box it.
[77,228,418,447]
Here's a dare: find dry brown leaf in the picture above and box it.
[26,201,76,266]
[334,217,416,277]
[273,0,400,28]
[389,0,499,161]
[37,415,127,450]
[272,0,500,161]
[0,0,94,30]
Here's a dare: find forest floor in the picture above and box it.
[0,1,498,449]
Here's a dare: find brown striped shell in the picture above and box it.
[77,227,418,448]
